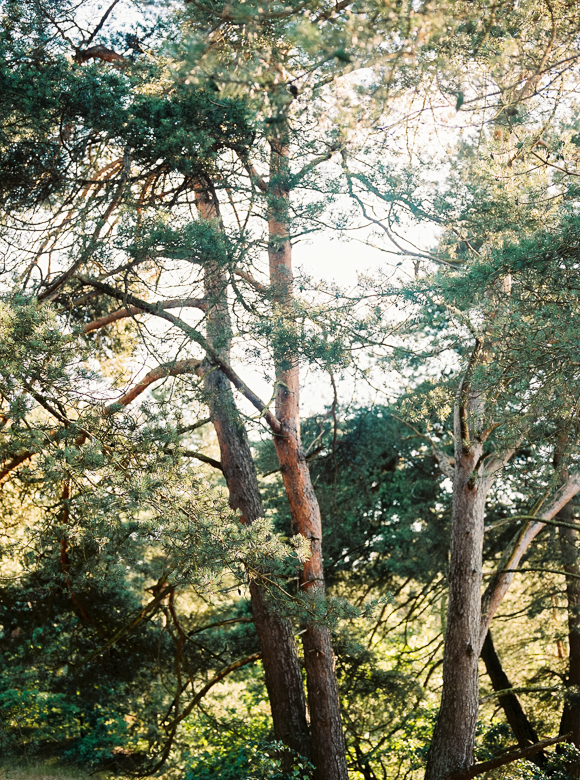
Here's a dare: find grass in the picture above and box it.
[0,758,104,780]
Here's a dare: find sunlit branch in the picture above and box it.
[83,298,207,333]
[480,471,580,648]
[75,274,283,433]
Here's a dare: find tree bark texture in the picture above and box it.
[425,435,487,780]
[194,180,311,761]
[267,131,348,780]
[425,363,493,780]
[481,631,545,766]
[559,498,580,751]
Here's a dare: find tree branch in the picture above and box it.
[145,652,262,775]
[290,143,341,187]
[0,359,202,485]
[187,616,253,637]
[73,583,173,669]
[84,0,123,47]
[181,450,223,471]
[73,44,126,65]
[240,159,268,193]
[448,734,569,780]
[168,653,262,731]
[84,298,206,333]
[176,418,212,436]
[109,358,202,409]
[75,274,283,433]
[233,268,269,294]
[480,472,580,647]
[389,412,454,478]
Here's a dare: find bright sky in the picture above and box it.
[58,0,449,422]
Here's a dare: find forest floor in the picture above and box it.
[0,761,103,780]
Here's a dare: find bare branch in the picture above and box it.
[233,268,268,294]
[75,274,283,433]
[84,0,123,47]
[181,450,223,471]
[109,358,202,409]
[84,298,206,333]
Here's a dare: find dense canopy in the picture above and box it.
[2,2,580,780]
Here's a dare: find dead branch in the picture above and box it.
[73,45,126,65]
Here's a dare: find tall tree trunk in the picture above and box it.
[194,180,311,761]
[559,497,580,751]
[481,631,545,766]
[425,434,487,780]
[267,127,348,780]
[425,351,496,780]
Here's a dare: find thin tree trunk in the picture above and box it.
[559,498,580,752]
[267,127,348,780]
[481,631,545,766]
[194,179,311,761]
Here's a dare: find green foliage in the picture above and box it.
[3,0,580,778]
[184,739,312,780]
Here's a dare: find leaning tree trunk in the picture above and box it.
[559,497,580,753]
[267,126,348,780]
[481,630,545,766]
[194,179,311,762]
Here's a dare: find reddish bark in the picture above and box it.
[109,358,201,409]
[193,179,311,762]
[73,45,125,64]
[267,131,348,780]
[84,298,205,333]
